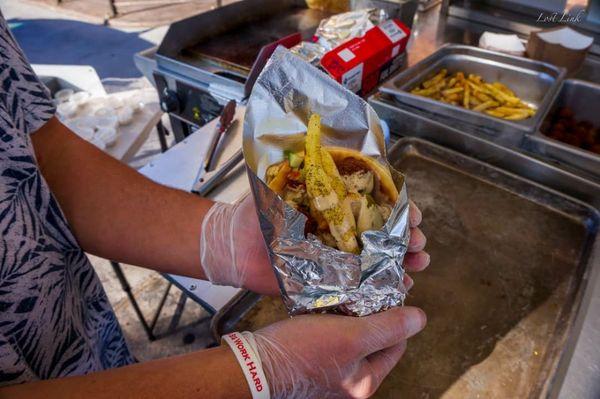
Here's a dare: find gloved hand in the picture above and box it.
[200,194,278,295]
[200,196,430,296]
[234,306,426,399]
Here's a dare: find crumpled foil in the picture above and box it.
[289,41,327,66]
[315,8,389,52]
[290,7,389,66]
[243,47,410,317]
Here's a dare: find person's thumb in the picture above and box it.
[356,307,426,356]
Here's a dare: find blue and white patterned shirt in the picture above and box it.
[0,13,133,386]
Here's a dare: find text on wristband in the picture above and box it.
[227,333,264,392]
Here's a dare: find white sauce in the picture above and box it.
[313,191,338,211]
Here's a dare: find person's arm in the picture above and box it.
[31,116,214,279]
[0,346,250,399]
[0,306,426,399]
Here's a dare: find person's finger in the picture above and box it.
[409,200,422,228]
[348,341,408,399]
[357,307,426,356]
[403,251,430,272]
[403,274,414,290]
[408,228,426,252]
[366,341,407,385]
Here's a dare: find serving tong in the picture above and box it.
[191,100,244,196]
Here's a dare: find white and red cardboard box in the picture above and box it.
[320,19,411,96]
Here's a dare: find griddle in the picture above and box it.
[180,6,330,74]
[157,0,329,83]
[211,138,598,398]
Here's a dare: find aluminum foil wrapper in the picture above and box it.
[243,47,410,317]
[315,8,389,52]
[289,41,326,66]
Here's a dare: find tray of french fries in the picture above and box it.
[381,44,565,135]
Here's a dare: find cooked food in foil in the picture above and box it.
[315,8,387,51]
[266,114,398,254]
[289,41,326,65]
[410,69,536,120]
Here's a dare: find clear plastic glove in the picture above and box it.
[243,306,426,399]
[200,195,278,295]
[200,196,429,296]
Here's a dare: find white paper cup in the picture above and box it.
[117,106,134,125]
[71,91,91,106]
[96,126,118,147]
[57,101,79,119]
[54,88,74,103]
[124,94,146,113]
[95,107,115,118]
[94,115,119,130]
[112,97,125,109]
[68,116,97,130]
[76,126,95,141]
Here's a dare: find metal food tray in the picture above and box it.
[369,93,600,206]
[211,137,599,398]
[380,44,566,145]
[525,79,600,181]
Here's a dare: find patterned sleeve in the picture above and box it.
[0,12,55,134]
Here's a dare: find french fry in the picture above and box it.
[485,84,521,106]
[447,93,460,102]
[493,82,516,97]
[442,87,464,96]
[411,87,438,97]
[268,161,291,194]
[504,111,530,120]
[473,91,491,102]
[463,82,470,109]
[466,80,484,93]
[320,148,347,201]
[422,69,447,88]
[467,73,482,83]
[305,114,358,254]
[472,100,498,112]
[494,106,525,114]
[485,109,505,118]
